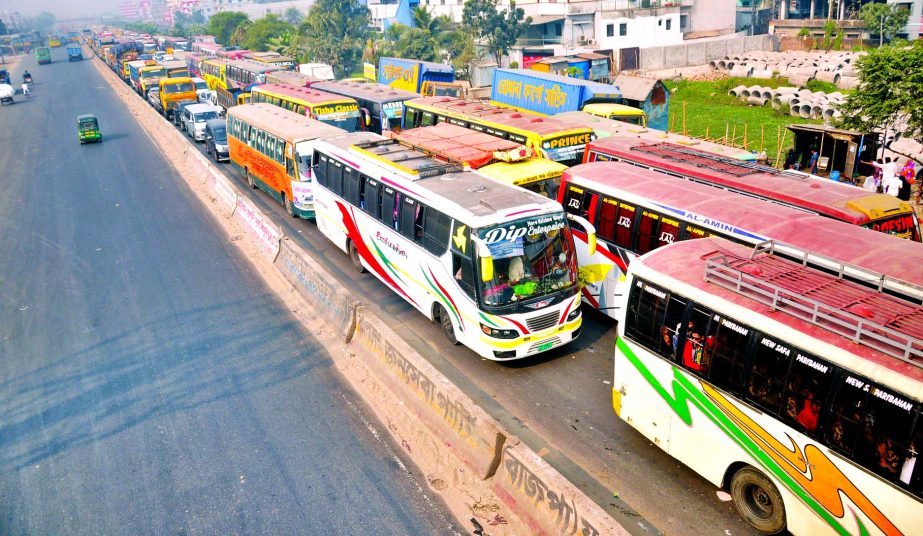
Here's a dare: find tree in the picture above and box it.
[240,14,293,51]
[462,0,529,65]
[26,11,56,33]
[283,7,303,26]
[207,11,249,45]
[839,42,923,145]
[295,0,370,77]
[397,28,437,62]
[858,3,910,46]
[0,18,8,36]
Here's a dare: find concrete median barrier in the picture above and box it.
[233,195,283,261]
[274,239,359,341]
[211,173,238,218]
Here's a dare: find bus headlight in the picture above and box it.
[480,323,519,339]
[566,308,581,322]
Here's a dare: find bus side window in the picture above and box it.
[596,197,618,244]
[636,210,662,254]
[405,108,417,128]
[746,334,791,415]
[329,160,344,196]
[563,186,592,222]
[679,305,714,377]
[363,178,380,218]
[400,196,417,240]
[286,157,295,178]
[380,187,396,228]
[343,167,360,206]
[421,111,435,127]
[624,279,686,361]
[313,152,328,186]
[422,210,450,256]
[453,252,476,300]
[704,316,749,394]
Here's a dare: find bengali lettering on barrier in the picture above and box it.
[211,174,238,217]
[233,195,282,260]
[353,309,506,481]
[274,239,359,340]
[497,442,628,536]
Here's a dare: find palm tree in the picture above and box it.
[283,7,303,26]
[409,6,455,60]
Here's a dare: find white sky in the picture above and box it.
[3,0,120,19]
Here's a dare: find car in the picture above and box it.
[146,88,162,111]
[180,103,219,142]
[174,100,197,130]
[77,114,101,143]
[191,77,211,102]
[204,118,229,162]
[0,84,14,105]
[165,97,196,122]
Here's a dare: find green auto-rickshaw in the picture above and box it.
[77,114,101,144]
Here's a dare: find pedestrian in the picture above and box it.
[898,160,916,202]
[865,157,898,193]
[863,159,883,193]
[809,150,819,175]
[21,82,29,97]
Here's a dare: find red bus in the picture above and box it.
[583,137,921,242]
[560,160,923,320]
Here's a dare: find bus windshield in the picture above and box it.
[477,213,576,308]
[194,111,218,122]
[141,68,167,79]
[163,82,194,94]
[313,104,362,133]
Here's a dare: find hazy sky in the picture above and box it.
[3,0,121,19]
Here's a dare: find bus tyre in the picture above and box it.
[284,195,295,218]
[246,169,256,189]
[348,241,366,273]
[438,305,459,345]
[730,467,786,535]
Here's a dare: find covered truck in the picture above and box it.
[377,57,453,95]
[67,43,83,61]
[490,68,625,117]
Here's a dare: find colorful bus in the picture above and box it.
[191,41,222,57]
[48,35,62,48]
[391,122,567,198]
[584,137,922,242]
[264,70,317,88]
[227,103,346,218]
[225,59,285,88]
[216,48,251,60]
[311,133,595,359]
[35,46,52,64]
[560,161,923,320]
[249,84,362,132]
[312,80,420,134]
[614,236,923,535]
[200,58,228,90]
[403,97,596,166]
[243,51,296,70]
[160,59,190,78]
[582,103,647,126]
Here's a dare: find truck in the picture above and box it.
[67,43,83,61]
[377,57,454,95]
[490,68,625,116]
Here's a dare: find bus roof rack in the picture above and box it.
[704,240,923,368]
[351,138,465,179]
[631,142,780,178]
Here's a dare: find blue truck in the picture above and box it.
[490,68,623,116]
[67,43,83,61]
[377,57,454,95]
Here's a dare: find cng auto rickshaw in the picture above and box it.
[77,114,101,144]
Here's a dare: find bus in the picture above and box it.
[216,48,251,60]
[35,46,52,64]
[391,122,567,198]
[403,97,596,166]
[200,58,228,90]
[160,59,190,78]
[614,236,923,535]
[310,133,595,360]
[312,80,420,134]
[264,70,317,88]
[227,103,346,219]
[249,84,362,132]
[584,137,922,242]
[243,51,296,70]
[225,59,285,88]
[185,53,204,77]
[560,161,923,320]
[48,35,62,48]
[582,103,647,126]
[191,41,222,57]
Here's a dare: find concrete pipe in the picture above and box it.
[811,91,827,100]
[772,94,797,110]
[827,91,843,101]
[752,70,774,80]
[799,104,813,118]
[816,70,838,84]
[841,68,857,77]
[788,74,812,87]
[716,60,727,70]
[775,86,798,95]
[728,85,747,98]
[746,84,762,95]
[747,96,769,106]
[837,76,859,90]
[726,61,736,70]
[729,66,752,78]
[709,60,719,69]
[760,87,774,100]
[790,104,802,117]
[789,97,801,107]
[822,106,836,120]
[810,105,823,119]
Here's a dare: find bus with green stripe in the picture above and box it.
[310,132,597,360]
[614,236,923,536]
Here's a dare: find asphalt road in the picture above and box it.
[166,60,763,535]
[0,49,459,535]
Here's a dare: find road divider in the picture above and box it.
[92,52,642,536]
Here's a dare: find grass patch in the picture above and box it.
[664,79,823,160]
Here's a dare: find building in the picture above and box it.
[888,0,923,40]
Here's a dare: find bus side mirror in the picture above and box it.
[567,214,597,256]
[470,235,494,282]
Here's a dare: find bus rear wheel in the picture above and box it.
[348,241,366,273]
[284,195,295,218]
[730,467,786,535]
[246,169,256,189]
[438,305,459,345]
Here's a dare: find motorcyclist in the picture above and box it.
[22,71,31,83]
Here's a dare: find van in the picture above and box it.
[181,103,219,142]
[204,119,229,162]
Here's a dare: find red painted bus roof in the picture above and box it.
[407,96,591,137]
[391,123,529,169]
[564,161,923,284]
[254,84,356,104]
[639,237,923,383]
[587,137,910,226]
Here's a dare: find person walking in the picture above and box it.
[809,150,819,175]
[21,82,30,97]
[864,159,883,192]
[865,157,898,193]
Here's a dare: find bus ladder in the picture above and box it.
[703,240,923,369]
[632,142,781,178]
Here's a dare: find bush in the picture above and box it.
[805,79,838,93]
[798,27,810,38]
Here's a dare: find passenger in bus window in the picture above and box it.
[683,328,705,372]
[797,398,820,434]
[900,436,918,487]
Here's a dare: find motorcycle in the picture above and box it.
[23,73,33,84]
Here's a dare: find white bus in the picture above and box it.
[310,133,596,360]
[614,237,923,535]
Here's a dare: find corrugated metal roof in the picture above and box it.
[612,74,660,101]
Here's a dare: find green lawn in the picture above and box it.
[664,77,831,162]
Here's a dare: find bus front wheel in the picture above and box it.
[283,195,295,218]
[730,467,786,535]
[438,305,459,345]
[246,169,256,189]
[348,241,366,273]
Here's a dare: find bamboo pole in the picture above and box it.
[760,124,765,153]
[776,129,787,169]
[724,122,729,145]
[743,124,748,150]
[671,113,676,132]
[705,125,710,141]
[732,124,737,148]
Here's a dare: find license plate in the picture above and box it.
[537,341,554,352]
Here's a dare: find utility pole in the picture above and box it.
[880,13,884,46]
